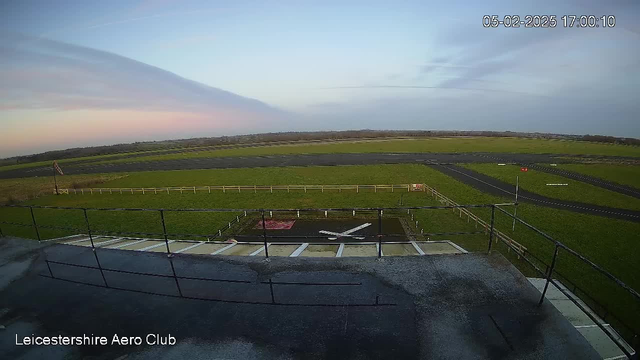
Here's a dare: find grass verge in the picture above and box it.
[461,163,640,210]
[556,163,640,190]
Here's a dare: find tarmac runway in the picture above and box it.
[0,152,622,179]
[429,164,640,222]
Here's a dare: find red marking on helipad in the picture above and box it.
[255,220,296,230]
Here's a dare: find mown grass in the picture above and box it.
[556,163,640,190]
[0,174,127,205]
[1,164,638,339]
[462,163,640,211]
[81,137,640,166]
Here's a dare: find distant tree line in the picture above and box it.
[4,130,639,164]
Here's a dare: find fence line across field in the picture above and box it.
[421,183,527,257]
[55,183,427,195]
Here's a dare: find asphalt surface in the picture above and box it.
[0,152,591,179]
[0,237,599,360]
[429,164,640,222]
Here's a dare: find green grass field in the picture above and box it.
[1,163,639,339]
[0,174,126,204]
[556,163,640,190]
[65,137,640,167]
[462,163,640,210]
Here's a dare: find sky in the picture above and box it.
[1,0,639,157]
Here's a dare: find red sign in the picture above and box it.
[520,167,528,172]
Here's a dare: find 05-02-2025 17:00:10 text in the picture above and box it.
[482,15,616,28]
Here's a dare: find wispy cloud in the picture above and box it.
[0,32,285,116]
[0,32,291,157]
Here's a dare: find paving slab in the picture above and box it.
[266,244,299,257]
[218,244,263,256]
[300,244,339,257]
[147,241,199,253]
[117,240,161,250]
[341,244,379,257]
[417,242,462,254]
[179,242,229,255]
[382,243,419,256]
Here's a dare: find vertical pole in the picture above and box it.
[512,175,519,231]
[487,206,496,252]
[83,209,95,248]
[377,209,382,259]
[0,224,4,237]
[84,209,108,287]
[539,245,560,305]
[53,165,59,195]
[261,210,269,258]
[160,210,171,255]
[29,207,41,242]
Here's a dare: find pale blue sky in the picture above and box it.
[1,0,639,156]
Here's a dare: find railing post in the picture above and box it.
[29,206,41,242]
[261,210,269,258]
[159,210,171,256]
[377,209,382,259]
[487,205,496,253]
[539,244,560,305]
[83,208,108,287]
[83,209,94,248]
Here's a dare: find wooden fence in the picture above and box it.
[57,184,426,195]
[421,184,527,256]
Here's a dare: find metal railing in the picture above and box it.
[493,204,638,358]
[1,202,638,357]
[55,183,425,195]
[0,203,497,257]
